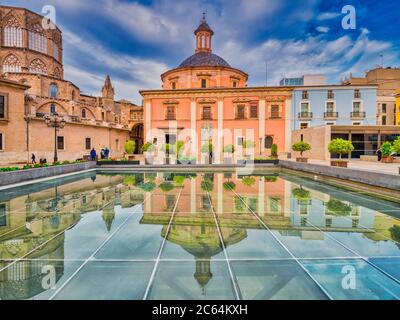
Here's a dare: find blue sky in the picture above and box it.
[4,0,400,104]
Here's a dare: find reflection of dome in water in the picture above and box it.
[164,223,247,288]
[102,204,116,232]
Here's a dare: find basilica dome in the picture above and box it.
[161,14,248,90]
[179,52,231,68]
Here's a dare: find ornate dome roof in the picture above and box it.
[179,52,231,68]
[194,20,214,35]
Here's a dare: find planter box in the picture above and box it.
[0,162,95,187]
[296,157,308,163]
[382,156,394,163]
[331,160,348,168]
[238,159,279,165]
[97,161,140,166]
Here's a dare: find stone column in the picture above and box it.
[259,97,266,155]
[285,97,292,154]
[145,100,151,142]
[258,177,265,217]
[191,177,196,214]
[217,173,223,215]
[190,98,198,161]
[217,97,224,164]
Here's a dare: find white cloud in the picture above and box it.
[219,29,397,86]
[317,12,341,21]
[62,30,170,103]
[316,26,330,33]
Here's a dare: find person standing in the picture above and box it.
[90,148,97,161]
[31,153,36,164]
[376,148,382,162]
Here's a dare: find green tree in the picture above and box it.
[124,140,136,154]
[328,139,354,160]
[393,137,400,155]
[141,142,155,153]
[201,141,213,153]
[271,144,278,158]
[381,141,394,157]
[292,141,311,157]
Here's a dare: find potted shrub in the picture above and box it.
[271,144,278,159]
[142,142,156,165]
[201,141,213,164]
[124,140,136,160]
[223,144,235,164]
[393,137,400,174]
[242,140,255,158]
[159,181,174,192]
[381,141,394,163]
[223,181,236,191]
[161,143,176,165]
[292,141,311,163]
[325,199,352,216]
[201,176,214,192]
[328,138,354,168]
[292,187,311,205]
[241,176,256,187]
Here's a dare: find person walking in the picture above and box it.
[376,148,382,162]
[90,148,97,161]
[31,153,36,164]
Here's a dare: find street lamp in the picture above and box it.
[44,112,66,163]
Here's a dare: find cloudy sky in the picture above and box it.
[4,0,399,104]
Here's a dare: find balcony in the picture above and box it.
[324,112,338,119]
[298,112,313,120]
[350,111,366,119]
[165,115,176,120]
[269,113,282,119]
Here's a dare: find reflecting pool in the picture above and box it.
[1,171,400,300]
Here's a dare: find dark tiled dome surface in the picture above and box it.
[179,52,231,68]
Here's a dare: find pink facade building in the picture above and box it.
[141,16,293,163]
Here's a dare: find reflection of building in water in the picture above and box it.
[0,173,146,299]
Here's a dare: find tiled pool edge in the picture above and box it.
[0,162,96,190]
[280,161,400,203]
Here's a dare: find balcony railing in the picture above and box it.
[165,115,176,120]
[298,112,313,119]
[351,111,366,119]
[324,112,338,119]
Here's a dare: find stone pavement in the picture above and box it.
[302,159,400,176]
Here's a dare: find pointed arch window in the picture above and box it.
[28,24,47,54]
[29,59,47,75]
[49,83,58,98]
[81,108,87,119]
[2,54,21,73]
[53,43,59,60]
[3,16,22,47]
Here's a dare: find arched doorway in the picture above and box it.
[130,123,144,154]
